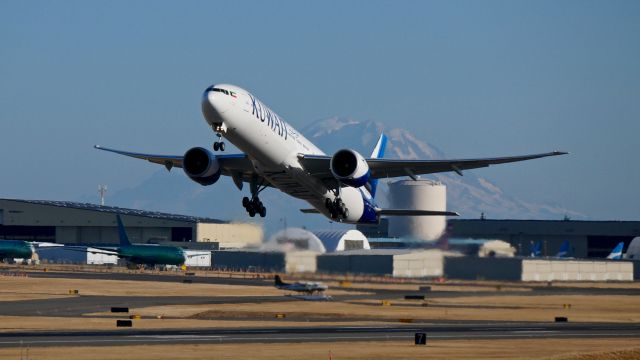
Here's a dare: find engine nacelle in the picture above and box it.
[330,149,370,187]
[183,147,221,186]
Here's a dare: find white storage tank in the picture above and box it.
[388,179,446,242]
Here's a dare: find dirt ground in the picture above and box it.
[0,338,638,360]
[1,271,639,359]
[0,275,365,299]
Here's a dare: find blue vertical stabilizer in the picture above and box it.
[368,133,387,199]
[530,241,542,257]
[606,242,624,260]
[555,240,571,258]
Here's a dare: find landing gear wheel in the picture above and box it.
[213,142,220,151]
[244,195,267,218]
[219,142,225,151]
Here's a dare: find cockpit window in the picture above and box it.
[212,88,237,98]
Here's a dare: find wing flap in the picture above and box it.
[377,209,460,216]
[300,208,321,214]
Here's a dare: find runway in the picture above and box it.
[1,323,639,347]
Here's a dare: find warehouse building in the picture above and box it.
[317,249,447,278]
[0,199,262,249]
[444,257,635,282]
[263,228,370,253]
[212,250,317,273]
[359,219,640,258]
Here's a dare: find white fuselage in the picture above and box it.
[201,84,376,224]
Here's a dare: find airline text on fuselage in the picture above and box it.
[249,94,288,140]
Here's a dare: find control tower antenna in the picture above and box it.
[98,185,108,206]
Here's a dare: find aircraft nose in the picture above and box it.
[201,86,228,125]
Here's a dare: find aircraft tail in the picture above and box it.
[530,241,542,257]
[116,215,132,247]
[274,275,285,286]
[606,242,624,260]
[368,133,387,198]
[556,240,571,258]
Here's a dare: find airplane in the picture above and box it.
[68,215,204,268]
[529,241,542,257]
[94,84,567,224]
[606,242,625,260]
[274,275,328,294]
[555,240,573,258]
[0,240,62,263]
[0,240,35,262]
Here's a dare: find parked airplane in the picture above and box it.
[555,240,573,258]
[274,275,328,294]
[606,242,625,260]
[69,215,201,267]
[0,240,35,262]
[0,240,61,263]
[95,84,567,224]
[529,241,542,257]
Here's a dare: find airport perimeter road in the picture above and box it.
[1,323,640,347]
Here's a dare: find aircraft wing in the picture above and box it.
[94,145,263,187]
[64,246,123,257]
[298,151,567,179]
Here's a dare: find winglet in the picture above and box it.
[116,215,132,246]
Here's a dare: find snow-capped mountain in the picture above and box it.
[82,117,583,235]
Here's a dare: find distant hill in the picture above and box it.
[78,117,583,235]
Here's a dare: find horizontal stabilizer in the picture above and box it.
[300,209,321,214]
[377,209,459,216]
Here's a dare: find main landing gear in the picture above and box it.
[243,180,268,218]
[243,196,266,218]
[213,133,225,151]
[326,197,348,220]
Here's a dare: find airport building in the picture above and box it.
[0,199,262,249]
[359,219,640,258]
[212,250,317,273]
[317,249,448,278]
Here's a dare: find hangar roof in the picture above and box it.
[0,198,225,224]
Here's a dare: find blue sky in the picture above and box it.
[1,0,639,220]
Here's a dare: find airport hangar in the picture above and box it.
[0,198,262,249]
[359,218,640,258]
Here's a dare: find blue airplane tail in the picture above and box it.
[530,241,541,257]
[556,240,571,258]
[368,133,387,199]
[607,242,624,260]
[116,215,132,246]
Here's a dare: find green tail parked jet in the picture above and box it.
[0,240,35,262]
[70,215,203,267]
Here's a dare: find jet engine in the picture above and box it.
[183,147,221,186]
[330,149,370,187]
